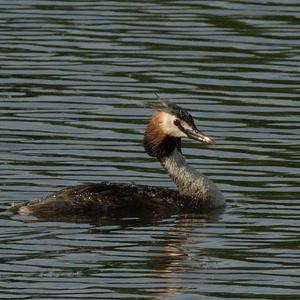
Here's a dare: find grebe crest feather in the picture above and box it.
[144,100,200,157]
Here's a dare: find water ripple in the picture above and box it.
[0,0,300,299]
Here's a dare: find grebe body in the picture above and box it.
[10,100,224,217]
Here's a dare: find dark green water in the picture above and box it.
[0,1,299,299]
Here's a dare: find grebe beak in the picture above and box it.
[183,127,215,145]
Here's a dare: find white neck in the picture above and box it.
[159,149,224,208]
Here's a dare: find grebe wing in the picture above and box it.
[10,182,181,217]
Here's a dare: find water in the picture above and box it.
[0,0,299,299]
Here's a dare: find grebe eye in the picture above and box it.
[173,119,180,126]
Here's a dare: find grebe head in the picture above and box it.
[144,100,214,158]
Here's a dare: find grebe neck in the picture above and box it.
[159,149,224,208]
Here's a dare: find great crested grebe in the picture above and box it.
[10,100,224,217]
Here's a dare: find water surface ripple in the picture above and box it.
[0,1,299,299]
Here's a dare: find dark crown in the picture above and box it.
[146,100,196,127]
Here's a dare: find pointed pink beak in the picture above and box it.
[184,128,215,145]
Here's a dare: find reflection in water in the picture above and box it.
[0,0,300,299]
[149,211,224,298]
[2,209,224,299]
